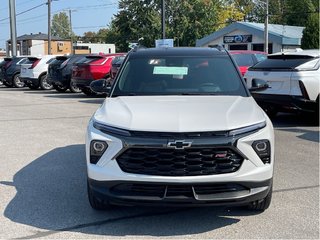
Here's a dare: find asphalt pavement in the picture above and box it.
[0,86,319,239]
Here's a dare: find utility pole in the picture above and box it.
[68,9,74,54]
[264,0,269,53]
[48,0,51,55]
[161,0,165,39]
[9,0,17,56]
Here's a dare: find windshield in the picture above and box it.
[111,55,248,97]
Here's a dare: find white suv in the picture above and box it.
[86,47,275,211]
[245,49,320,116]
[20,55,58,90]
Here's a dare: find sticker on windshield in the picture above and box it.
[153,66,188,75]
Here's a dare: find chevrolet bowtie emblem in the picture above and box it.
[167,140,192,149]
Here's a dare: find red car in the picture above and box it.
[229,50,267,76]
[72,53,125,96]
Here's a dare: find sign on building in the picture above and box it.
[155,39,174,48]
[223,35,252,44]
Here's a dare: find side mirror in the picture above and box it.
[90,79,111,93]
[249,78,269,92]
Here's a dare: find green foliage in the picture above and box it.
[80,0,319,51]
[283,0,316,26]
[166,0,220,46]
[51,12,72,39]
[106,0,221,51]
[111,0,161,51]
[301,13,320,49]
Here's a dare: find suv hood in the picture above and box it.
[93,96,265,132]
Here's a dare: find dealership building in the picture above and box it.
[196,22,305,53]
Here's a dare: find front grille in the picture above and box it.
[111,183,247,198]
[129,131,228,138]
[116,147,243,176]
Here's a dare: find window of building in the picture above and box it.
[229,44,248,50]
[252,43,273,53]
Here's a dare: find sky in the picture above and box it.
[0,0,119,49]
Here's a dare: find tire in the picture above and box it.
[39,74,53,90]
[82,88,97,96]
[0,80,3,86]
[87,180,111,210]
[69,80,82,93]
[248,185,273,211]
[13,74,25,88]
[53,84,68,93]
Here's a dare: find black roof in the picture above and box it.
[130,47,227,58]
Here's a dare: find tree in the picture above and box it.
[51,12,72,39]
[301,12,320,49]
[216,0,245,29]
[166,0,220,46]
[283,0,316,26]
[111,0,161,51]
[79,31,97,43]
[108,0,221,51]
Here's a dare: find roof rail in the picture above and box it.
[208,44,225,51]
[131,45,147,52]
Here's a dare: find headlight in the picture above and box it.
[252,140,271,164]
[229,121,266,136]
[90,140,108,164]
[93,121,131,137]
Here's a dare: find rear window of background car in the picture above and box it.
[232,54,254,66]
[251,56,318,70]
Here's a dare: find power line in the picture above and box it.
[0,3,46,22]
[0,3,117,24]
[73,26,107,29]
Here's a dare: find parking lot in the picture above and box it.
[0,86,319,239]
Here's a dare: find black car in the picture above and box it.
[48,54,86,93]
[0,60,8,86]
[0,56,28,88]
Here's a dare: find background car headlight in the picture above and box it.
[90,140,108,164]
[252,140,271,164]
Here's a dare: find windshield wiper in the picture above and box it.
[180,92,219,95]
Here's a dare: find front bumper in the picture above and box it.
[86,117,274,207]
[88,178,272,206]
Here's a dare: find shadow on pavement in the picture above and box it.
[2,144,259,238]
[271,113,319,143]
[272,113,319,128]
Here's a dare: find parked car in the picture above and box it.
[230,50,267,76]
[110,55,126,79]
[86,47,275,211]
[48,54,86,93]
[0,59,8,86]
[245,49,320,117]
[72,53,125,96]
[0,56,29,88]
[20,55,58,90]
